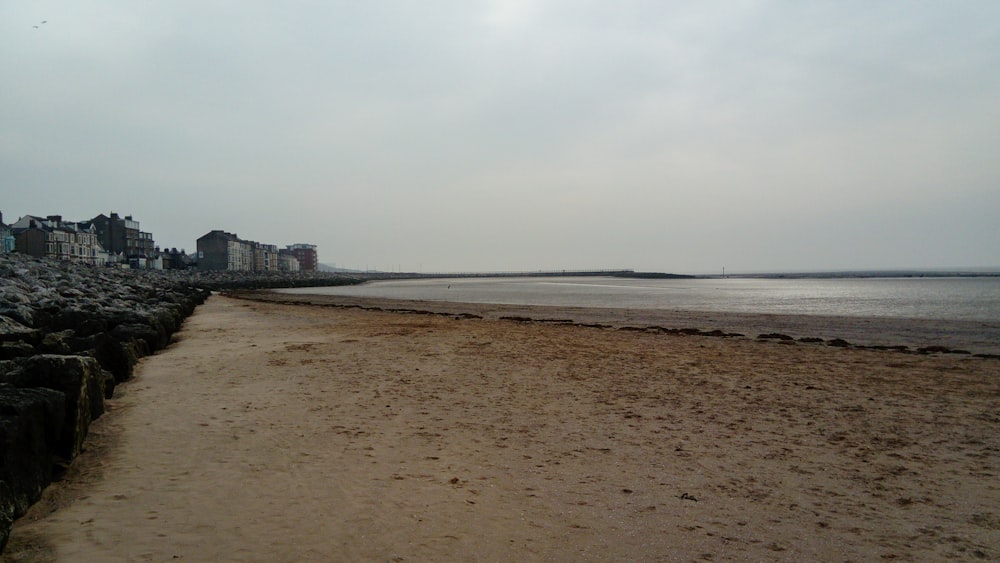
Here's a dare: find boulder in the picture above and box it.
[0,384,65,520]
[111,322,162,354]
[50,306,108,336]
[0,343,36,361]
[40,329,75,355]
[758,333,794,341]
[5,355,105,459]
[0,316,38,345]
[0,481,13,552]
[0,289,37,329]
[92,333,142,383]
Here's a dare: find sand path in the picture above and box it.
[4,295,999,561]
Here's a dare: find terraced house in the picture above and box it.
[197,230,303,272]
[9,215,109,265]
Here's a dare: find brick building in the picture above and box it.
[286,243,318,272]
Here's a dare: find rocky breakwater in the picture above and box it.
[182,268,362,291]
[0,254,210,550]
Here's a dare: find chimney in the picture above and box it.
[47,215,62,223]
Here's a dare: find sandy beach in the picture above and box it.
[4,294,998,561]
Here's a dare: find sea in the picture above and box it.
[279,276,1000,355]
[283,276,1000,322]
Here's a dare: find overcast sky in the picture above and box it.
[3,1,998,274]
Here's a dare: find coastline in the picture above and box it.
[256,291,1000,357]
[5,294,997,560]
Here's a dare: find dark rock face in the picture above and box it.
[4,355,104,459]
[0,342,35,361]
[0,316,38,345]
[0,384,65,545]
[0,482,14,552]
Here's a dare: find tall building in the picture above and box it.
[277,249,300,272]
[89,212,157,266]
[286,243,318,272]
[196,230,255,271]
[198,231,318,272]
[254,243,279,272]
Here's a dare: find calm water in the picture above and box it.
[282,276,1000,323]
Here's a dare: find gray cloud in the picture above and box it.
[3,1,998,273]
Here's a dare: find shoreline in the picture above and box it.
[4,294,998,560]
[249,291,1000,357]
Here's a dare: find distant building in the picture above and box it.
[277,249,300,272]
[11,214,108,265]
[89,213,158,268]
[196,230,256,271]
[161,247,193,270]
[197,231,316,272]
[286,243,318,272]
[0,211,14,253]
[254,243,279,272]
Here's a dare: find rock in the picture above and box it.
[0,343,36,361]
[5,355,105,459]
[50,306,108,336]
[758,333,794,341]
[111,323,159,356]
[0,384,65,519]
[917,345,962,354]
[0,316,38,344]
[40,329,75,355]
[92,333,142,383]
[0,481,13,552]
[100,369,116,401]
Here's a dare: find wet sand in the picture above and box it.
[265,291,1000,356]
[4,294,998,561]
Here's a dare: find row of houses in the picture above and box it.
[195,230,317,272]
[0,211,163,268]
[0,211,319,272]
